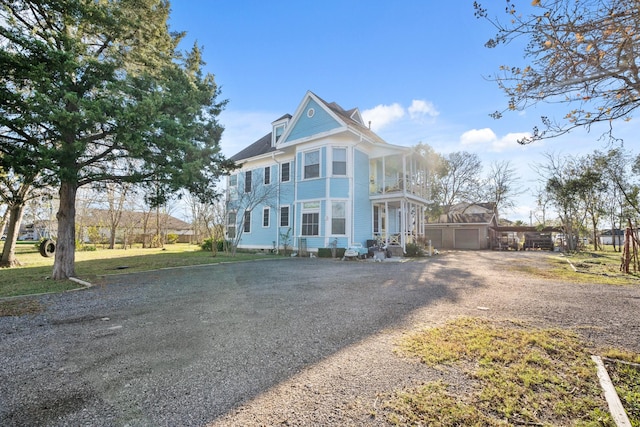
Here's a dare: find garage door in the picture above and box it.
[455,229,479,249]
[425,229,442,249]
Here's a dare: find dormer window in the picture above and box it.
[271,114,291,146]
[274,124,285,142]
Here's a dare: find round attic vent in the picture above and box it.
[307,108,315,118]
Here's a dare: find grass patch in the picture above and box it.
[0,243,278,299]
[511,250,640,285]
[386,317,616,426]
[0,298,44,317]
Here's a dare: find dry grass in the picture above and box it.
[510,249,640,286]
[386,317,617,426]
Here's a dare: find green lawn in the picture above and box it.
[0,242,276,298]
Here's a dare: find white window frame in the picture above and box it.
[244,170,252,193]
[227,211,237,239]
[274,124,286,142]
[331,201,347,235]
[229,174,237,187]
[303,149,320,180]
[262,207,270,228]
[264,166,271,185]
[281,162,291,183]
[280,205,290,227]
[243,210,251,233]
[332,147,347,176]
[301,201,320,236]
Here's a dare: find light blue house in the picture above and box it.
[226,91,431,255]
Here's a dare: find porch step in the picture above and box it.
[387,245,404,257]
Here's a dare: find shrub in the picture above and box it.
[318,248,332,258]
[405,243,424,257]
[166,233,179,244]
[201,238,226,252]
[318,247,346,258]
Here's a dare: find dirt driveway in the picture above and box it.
[1,251,638,426]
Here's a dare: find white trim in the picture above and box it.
[280,161,291,183]
[330,200,348,236]
[302,148,321,180]
[278,91,348,146]
[279,205,290,228]
[331,146,348,177]
[243,210,251,234]
[262,206,270,228]
[263,166,271,185]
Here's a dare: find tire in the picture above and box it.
[39,239,56,258]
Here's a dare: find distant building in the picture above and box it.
[424,203,498,250]
[75,209,193,245]
[599,229,625,246]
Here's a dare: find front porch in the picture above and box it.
[371,199,427,254]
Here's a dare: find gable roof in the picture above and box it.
[229,91,386,162]
[311,92,384,144]
[440,211,496,225]
[431,202,498,225]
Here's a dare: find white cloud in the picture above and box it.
[362,99,440,132]
[408,99,439,119]
[460,128,497,146]
[361,103,405,132]
[493,132,532,151]
[460,128,531,152]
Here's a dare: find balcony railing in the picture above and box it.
[369,177,429,199]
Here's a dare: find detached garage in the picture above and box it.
[424,203,498,251]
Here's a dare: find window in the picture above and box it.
[264,166,271,185]
[280,206,289,227]
[332,147,347,176]
[302,202,320,236]
[244,170,252,193]
[281,162,290,182]
[331,201,346,235]
[274,124,285,142]
[227,212,237,239]
[229,174,237,187]
[243,210,251,233]
[304,150,320,179]
[302,213,319,236]
[263,207,270,227]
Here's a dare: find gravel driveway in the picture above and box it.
[1,251,638,426]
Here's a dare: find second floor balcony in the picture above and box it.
[369,153,429,200]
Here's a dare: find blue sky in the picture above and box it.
[168,1,634,223]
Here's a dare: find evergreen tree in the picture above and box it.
[0,0,234,279]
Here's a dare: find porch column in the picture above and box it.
[384,200,389,245]
[400,199,406,250]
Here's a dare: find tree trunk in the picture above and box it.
[109,225,117,249]
[52,181,78,280]
[0,203,26,267]
[0,206,9,238]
